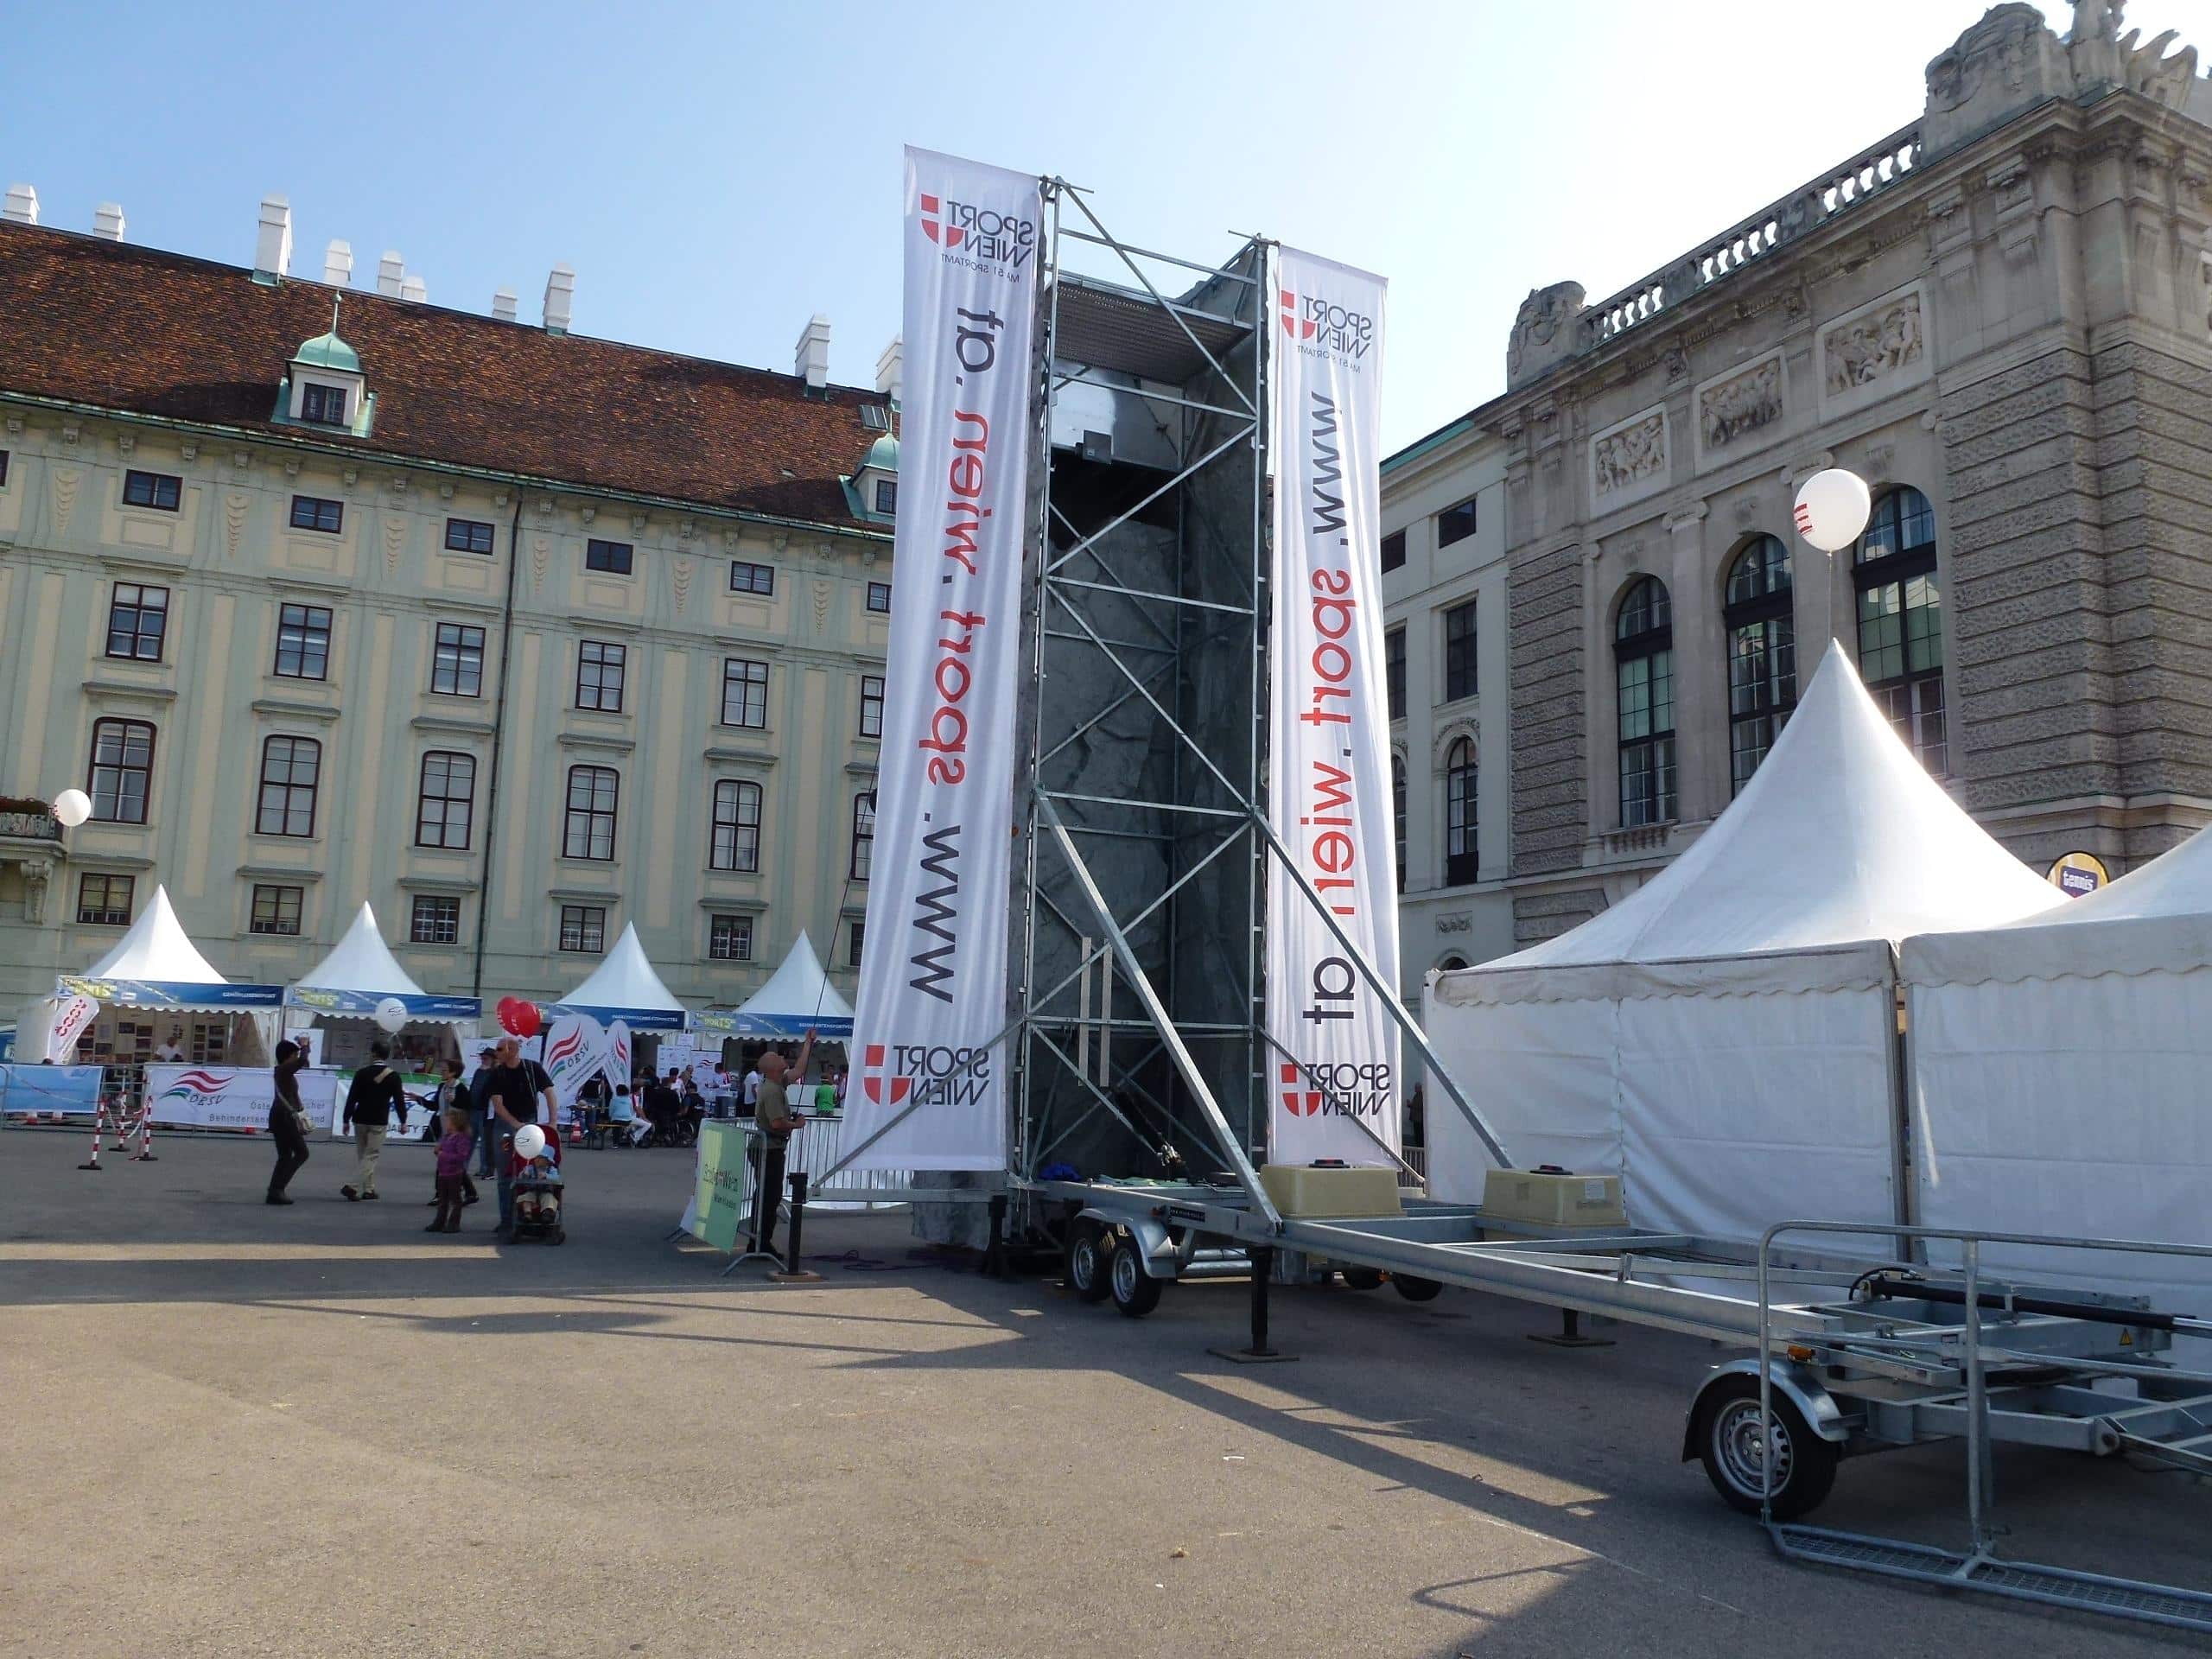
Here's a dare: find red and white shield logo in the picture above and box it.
[860,1044,913,1107]
[918,194,964,250]
[1279,1060,1322,1117]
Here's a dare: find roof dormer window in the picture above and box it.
[300,383,348,427]
[276,305,372,437]
[843,429,900,526]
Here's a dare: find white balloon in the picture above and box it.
[372,996,409,1034]
[512,1124,547,1160]
[51,789,92,829]
[1792,467,1872,553]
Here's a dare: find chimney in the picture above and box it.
[543,264,575,335]
[92,202,126,241]
[874,335,903,399]
[377,251,404,297]
[323,239,353,287]
[492,287,518,322]
[794,314,831,390]
[3,184,37,226]
[400,272,428,303]
[254,194,293,281]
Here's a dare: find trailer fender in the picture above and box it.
[1077,1210,1178,1280]
[1681,1359,1847,1461]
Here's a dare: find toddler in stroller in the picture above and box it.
[509,1134,567,1244]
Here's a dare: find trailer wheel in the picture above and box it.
[1109,1241,1163,1319]
[1341,1268,1386,1291]
[1391,1274,1443,1303]
[1065,1223,1111,1303]
[1694,1375,1838,1520]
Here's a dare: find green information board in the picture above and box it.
[690,1121,755,1254]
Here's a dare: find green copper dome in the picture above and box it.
[292,329,360,374]
[863,431,899,472]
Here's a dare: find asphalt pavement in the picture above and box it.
[2,1126,2207,1658]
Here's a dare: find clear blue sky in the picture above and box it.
[5,1,2184,449]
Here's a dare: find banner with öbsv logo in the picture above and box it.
[1266,247,1402,1168]
[146,1065,339,1131]
[842,148,1042,1172]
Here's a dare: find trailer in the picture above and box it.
[1034,1179,2212,1634]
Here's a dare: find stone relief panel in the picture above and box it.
[1587,405,1669,511]
[1818,283,1931,419]
[1694,353,1785,467]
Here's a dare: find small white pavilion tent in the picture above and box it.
[698,930,855,1039]
[1903,823,2212,1313]
[1424,644,2062,1244]
[288,902,480,1027]
[541,923,690,1032]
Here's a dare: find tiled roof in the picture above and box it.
[0,222,891,530]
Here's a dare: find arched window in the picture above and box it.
[1391,753,1408,894]
[1854,487,1946,775]
[1615,575,1675,826]
[1439,954,1469,972]
[1724,536,1795,794]
[1444,737,1477,887]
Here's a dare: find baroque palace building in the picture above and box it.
[1387,3,2212,967]
[0,196,901,1033]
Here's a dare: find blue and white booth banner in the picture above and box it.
[843,147,1041,1173]
[60,976,285,1010]
[289,986,481,1021]
[696,1009,855,1039]
[537,1001,687,1033]
[1265,246,1402,1168]
[0,1064,105,1116]
[145,1064,339,1130]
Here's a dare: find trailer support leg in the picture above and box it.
[982,1192,1009,1280]
[1209,1246,1297,1364]
[1529,1306,1615,1349]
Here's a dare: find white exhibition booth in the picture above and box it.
[699,928,856,1040]
[1904,823,2212,1313]
[1424,645,2063,1243]
[289,902,480,1136]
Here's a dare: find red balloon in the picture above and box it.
[494,996,520,1034]
[512,1001,541,1039]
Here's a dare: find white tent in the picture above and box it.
[288,902,479,1026]
[700,929,855,1038]
[83,884,232,983]
[1903,824,2212,1313]
[543,923,690,1031]
[1425,644,2062,1245]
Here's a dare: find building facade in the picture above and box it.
[0,200,900,1044]
[1395,4,2212,959]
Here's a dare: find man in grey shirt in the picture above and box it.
[748,1029,814,1256]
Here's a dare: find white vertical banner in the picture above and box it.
[542,1014,609,1104]
[1266,248,1401,1167]
[843,148,1041,1171]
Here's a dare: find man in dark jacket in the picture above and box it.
[340,1039,405,1201]
[467,1046,498,1179]
[265,1039,311,1205]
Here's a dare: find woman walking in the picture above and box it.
[265,1039,311,1205]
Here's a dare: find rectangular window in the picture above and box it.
[585,538,633,575]
[847,921,865,969]
[866,582,893,613]
[105,582,168,662]
[255,734,321,837]
[1443,601,1478,702]
[559,905,607,953]
[1381,529,1406,573]
[563,766,620,861]
[729,560,776,595]
[123,469,181,512]
[710,779,761,873]
[289,495,343,534]
[410,895,461,946]
[444,518,495,555]
[76,873,134,926]
[874,479,898,516]
[1436,496,1478,548]
[859,674,884,739]
[1617,651,1677,828]
[299,383,348,426]
[575,640,626,712]
[0,451,10,487]
[431,622,486,697]
[721,658,769,728]
[849,793,875,881]
[1384,627,1406,722]
[274,602,333,680]
[709,913,753,963]
[87,718,156,823]
[250,883,304,936]
[415,750,476,849]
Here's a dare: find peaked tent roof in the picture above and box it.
[549,924,690,1026]
[295,903,429,998]
[734,930,855,1024]
[84,885,229,982]
[1906,818,2212,986]
[1478,642,2063,975]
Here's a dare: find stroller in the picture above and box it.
[508,1135,567,1245]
